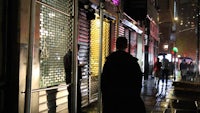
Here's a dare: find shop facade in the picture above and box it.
[19,0,120,112]
[0,0,146,113]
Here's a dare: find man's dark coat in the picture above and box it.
[101,50,146,113]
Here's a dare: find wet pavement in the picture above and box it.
[142,76,173,113]
[82,74,200,113]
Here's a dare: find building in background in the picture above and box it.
[176,0,197,60]
[158,0,174,56]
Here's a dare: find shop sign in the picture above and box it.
[105,0,120,6]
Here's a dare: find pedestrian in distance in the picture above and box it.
[153,57,162,88]
[161,55,170,85]
[188,61,195,76]
[101,36,146,113]
[180,59,188,80]
[63,46,83,113]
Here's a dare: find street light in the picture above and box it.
[174,17,178,21]
[163,43,169,51]
[173,47,178,53]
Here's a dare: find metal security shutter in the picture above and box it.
[90,18,101,102]
[118,23,125,37]
[111,22,117,52]
[90,17,110,102]
[78,8,90,107]
[39,0,73,87]
[37,0,73,112]
[102,20,110,66]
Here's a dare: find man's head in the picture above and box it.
[116,36,127,50]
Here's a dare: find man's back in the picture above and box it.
[101,50,142,91]
[101,50,145,113]
[101,36,146,113]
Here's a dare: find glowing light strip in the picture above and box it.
[112,0,120,6]
[122,19,143,34]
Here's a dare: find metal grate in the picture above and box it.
[102,20,110,66]
[89,17,110,101]
[119,24,125,36]
[38,0,73,88]
[78,8,91,107]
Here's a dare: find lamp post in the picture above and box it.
[173,47,178,80]
[196,0,200,76]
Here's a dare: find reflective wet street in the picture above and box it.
[141,76,173,113]
[82,74,200,113]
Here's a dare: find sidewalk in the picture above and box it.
[142,76,173,113]
[82,75,174,113]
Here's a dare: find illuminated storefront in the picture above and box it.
[149,19,159,73]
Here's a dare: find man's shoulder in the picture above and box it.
[132,56,139,61]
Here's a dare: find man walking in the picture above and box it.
[101,36,146,113]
